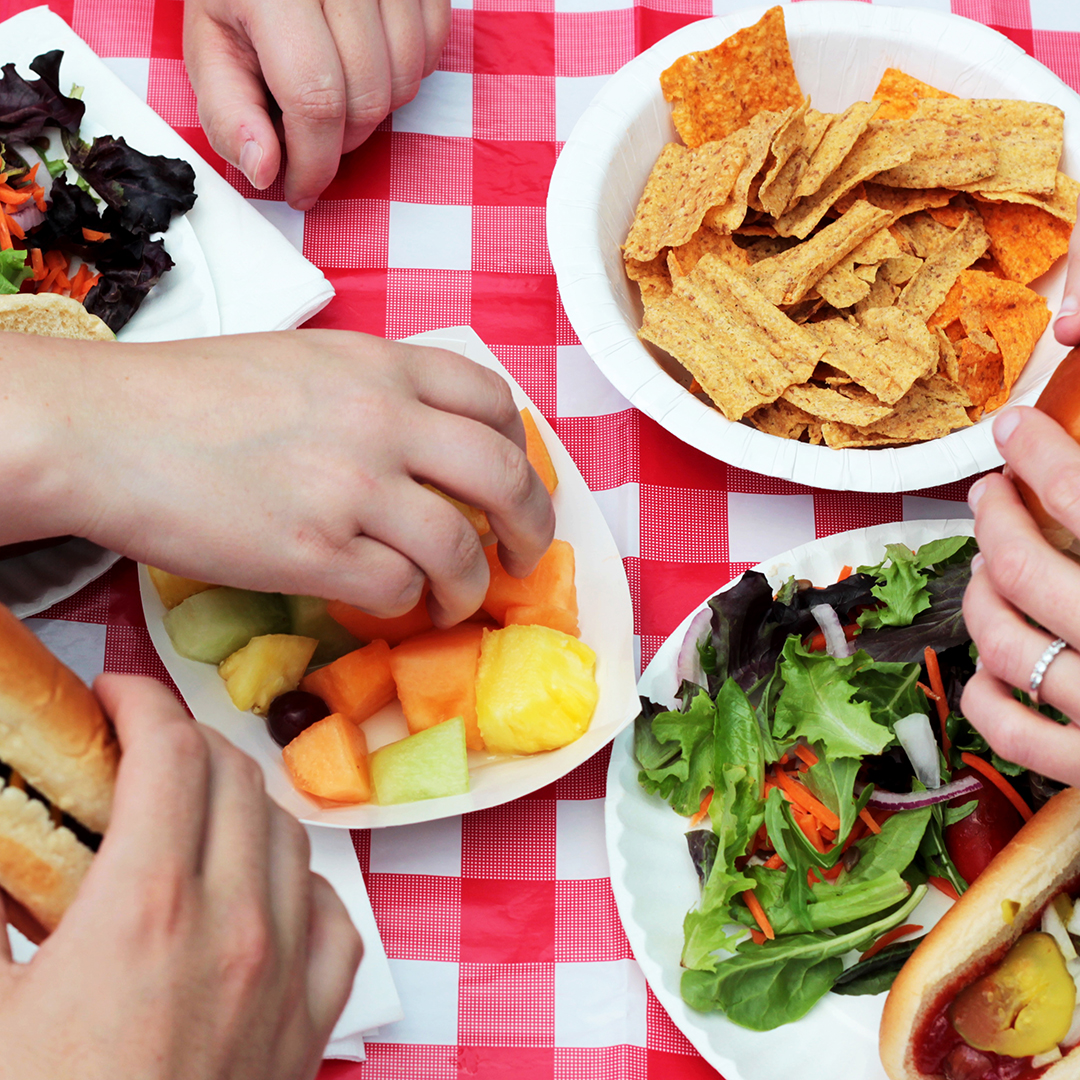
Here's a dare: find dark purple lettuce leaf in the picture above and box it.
[0,50,85,142]
[83,236,174,332]
[65,134,196,236]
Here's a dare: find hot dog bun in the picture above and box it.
[0,292,113,340]
[880,787,1080,1080]
[1015,346,1080,554]
[0,602,118,932]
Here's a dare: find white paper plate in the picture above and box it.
[605,518,977,1080]
[141,326,640,828]
[548,2,1080,492]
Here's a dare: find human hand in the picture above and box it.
[0,673,361,1080]
[961,406,1080,786]
[6,330,554,628]
[1053,196,1080,347]
[183,0,451,210]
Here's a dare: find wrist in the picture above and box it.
[0,336,98,544]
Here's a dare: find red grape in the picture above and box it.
[266,690,330,747]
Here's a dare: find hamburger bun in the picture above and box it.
[0,292,114,340]
[0,603,118,933]
[880,787,1080,1080]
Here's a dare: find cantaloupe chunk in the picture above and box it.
[147,566,216,610]
[481,538,578,628]
[300,640,396,724]
[389,624,486,750]
[476,624,598,754]
[325,593,435,646]
[520,408,558,494]
[424,484,490,535]
[219,633,319,714]
[282,712,372,803]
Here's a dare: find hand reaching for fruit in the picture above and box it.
[0,330,555,627]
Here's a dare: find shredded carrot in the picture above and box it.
[778,752,790,766]
[0,211,10,250]
[924,647,951,758]
[837,565,853,581]
[43,248,67,270]
[774,768,841,831]
[793,743,819,768]
[929,876,960,902]
[81,227,110,243]
[807,622,860,653]
[860,923,924,961]
[917,681,942,702]
[807,867,820,886]
[72,271,99,303]
[29,247,44,280]
[959,752,1033,822]
[822,861,844,882]
[689,789,713,828]
[858,807,882,835]
[792,805,827,852]
[3,211,23,240]
[742,890,774,940]
[762,852,785,870]
[0,186,30,206]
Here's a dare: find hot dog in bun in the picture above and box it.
[1014,346,1080,555]
[880,786,1080,1080]
[0,602,118,935]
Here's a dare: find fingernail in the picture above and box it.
[992,408,1022,446]
[971,552,985,573]
[239,139,264,187]
[968,479,988,510]
[1058,294,1080,321]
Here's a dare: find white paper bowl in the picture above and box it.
[547,2,1080,492]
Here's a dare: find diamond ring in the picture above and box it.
[1029,637,1069,708]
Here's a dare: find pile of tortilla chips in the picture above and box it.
[623,6,1077,448]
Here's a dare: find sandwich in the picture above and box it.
[880,786,1080,1080]
[0,602,118,938]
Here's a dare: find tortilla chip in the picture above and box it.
[782,382,892,425]
[871,68,956,121]
[972,170,1080,224]
[898,212,991,321]
[854,275,901,313]
[659,6,804,148]
[759,109,835,217]
[870,118,997,189]
[892,212,955,258]
[638,253,823,420]
[861,182,957,223]
[878,253,923,286]
[816,263,872,308]
[775,126,914,240]
[975,198,1072,284]
[704,108,793,233]
[745,397,815,440]
[746,199,890,305]
[849,226,904,265]
[957,269,1051,396]
[934,326,960,382]
[914,99,1064,197]
[623,140,748,261]
[671,227,753,276]
[793,101,881,201]
[822,377,972,447]
[954,336,1004,412]
[805,308,934,404]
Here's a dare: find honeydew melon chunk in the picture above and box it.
[284,595,361,666]
[370,716,469,805]
[163,587,289,664]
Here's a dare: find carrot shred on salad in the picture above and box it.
[959,751,1033,822]
[928,876,960,902]
[689,789,713,828]
[860,923,923,961]
[924,647,951,758]
[742,890,775,941]
[858,807,882,835]
[773,768,840,831]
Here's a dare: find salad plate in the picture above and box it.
[141,326,640,829]
[605,518,976,1080]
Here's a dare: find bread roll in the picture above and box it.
[0,292,114,340]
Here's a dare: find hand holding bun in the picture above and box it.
[0,658,361,1078]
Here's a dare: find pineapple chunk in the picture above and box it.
[147,565,216,610]
[475,625,598,754]
[219,634,319,714]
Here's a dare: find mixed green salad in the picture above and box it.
[635,536,1060,1031]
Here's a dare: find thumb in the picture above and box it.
[183,11,281,189]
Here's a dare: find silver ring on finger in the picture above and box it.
[1029,637,1070,708]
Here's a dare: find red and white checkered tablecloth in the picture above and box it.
[10,0,1079,1076]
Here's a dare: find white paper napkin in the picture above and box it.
[0,6,335,334]
[308,826,404,1061]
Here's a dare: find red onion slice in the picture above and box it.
[864,773,983,811]
[676,607,712,688]
[810,604,851,658]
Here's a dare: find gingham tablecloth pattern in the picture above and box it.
[10,0,1078,1077]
